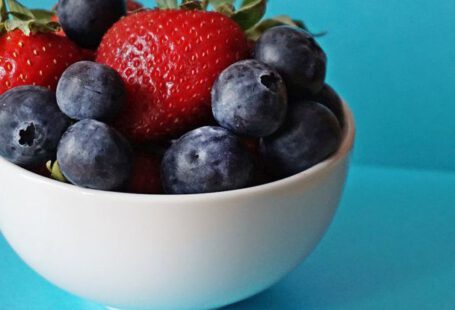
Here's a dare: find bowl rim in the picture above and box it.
[0,101,356,202]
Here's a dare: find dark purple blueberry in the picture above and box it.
[260,101,342,178]
[0,86,70,167]
[57,119,133,191]
[57,0,126,49]
[309,84,345,127]
[161,126,255,194]
[255,26,327,95]
[56,61,125,121]
[212,59,287,137]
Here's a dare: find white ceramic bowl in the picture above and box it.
[0,102,355,310]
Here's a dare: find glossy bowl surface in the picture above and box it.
[0,103,355,310]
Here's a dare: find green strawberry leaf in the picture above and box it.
[30,9,55,20]
[180,0,205,10]
[1,0,8,23]
[7,11,32,21]
[0,0,59,35]
[0,4,5,33]
[208,0,235,9]
[6,0,33,18]
[215,3,235,16]
[4,18,32,34]
[156,0,179,9]
[6,11,59,35]
[241,0,258,5]
[231,0,266,30]
[46,161,68,183]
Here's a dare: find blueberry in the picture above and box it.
[260,101,342,178]
[255,26,327,95]
[57,61,125,121]
[0,86,70,166]
[212,59,287,137]
[161,126,255,194]
[57,119,133,191]
[57,0,126,49]
[309,83,345,128]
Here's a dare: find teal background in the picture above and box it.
[1,1,454,309]
[267,0,455,171]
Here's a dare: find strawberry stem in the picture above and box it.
[0,0,7,23]
[153,0,322,41]
[180,0,205,10]
[230,0,266,30]
[0,0,7,34]
[0,0,59,36]
[156,0,179,9]
[46,160,68,183]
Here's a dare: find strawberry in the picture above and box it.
[241,138,260,157]
[96,9,249,142]
[29,163,51,178]
[128,151,163,194]
[50,14,65,36]
[0,31,90,93]
[239,137,276,186]
[0,2,88,94]
[127,0,143,13]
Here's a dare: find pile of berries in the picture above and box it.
[0,0,344,194]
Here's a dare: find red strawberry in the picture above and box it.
[0,30,88,93]
[29,164,51,178]
[240,137,275,186]
[241,138,260,158]
[0,2,89,95]
[96,9,249,142]
[50,14,66,37]
[128,152,163,194]
[127,0,143,13]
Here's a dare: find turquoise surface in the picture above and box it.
[1,0,455,309]
[2,165,455,309]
